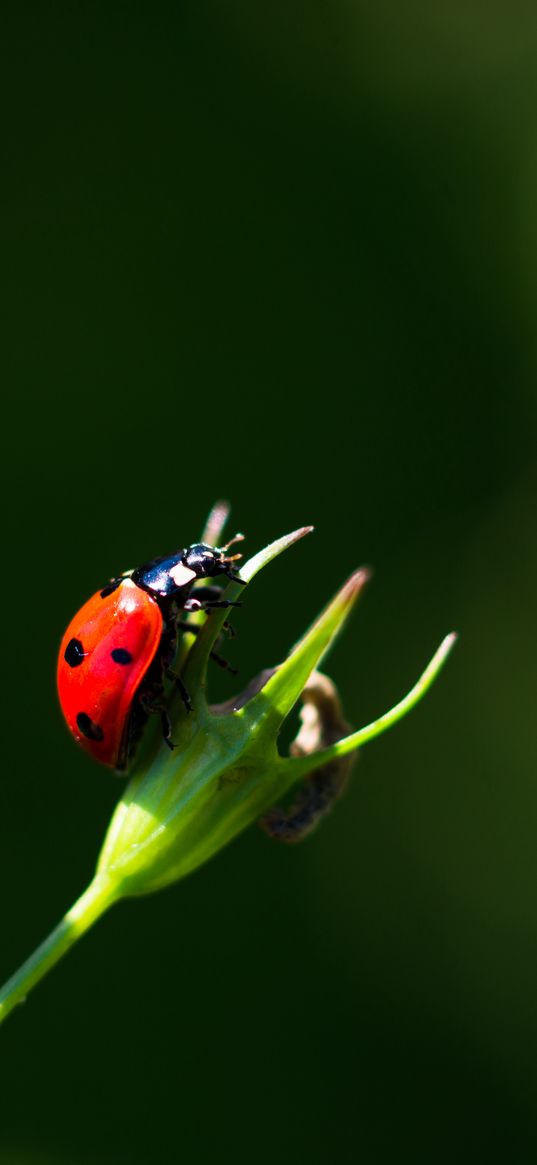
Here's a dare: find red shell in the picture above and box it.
[57,579,163,770]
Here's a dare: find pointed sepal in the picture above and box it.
[238,568,370,738]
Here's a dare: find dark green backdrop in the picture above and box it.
[1,3,536,1163]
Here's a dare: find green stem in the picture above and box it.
[0,874,119,1026]
[285,632,458,780]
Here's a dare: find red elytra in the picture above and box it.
[57,579,163,771]
[57,537,246,772]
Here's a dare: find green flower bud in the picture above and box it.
[0,510,456,1024]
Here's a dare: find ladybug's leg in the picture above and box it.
[158,628,194,713]
[140,693,176,749]
[160,708,174,750]
[183,596,242,612]
[208,652,238,675]
[204,599,243,609]
[165,669,194,713]
[190,583,225,602]
[224,570,247,585]
[190,584,245,605]
[179,616,237,637]
[177,621,238,675]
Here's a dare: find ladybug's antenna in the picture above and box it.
[219,532,247,581]
[219,532,245,554]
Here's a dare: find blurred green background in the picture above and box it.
[1,2,536,1162]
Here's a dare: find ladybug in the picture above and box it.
[57,537,245,772]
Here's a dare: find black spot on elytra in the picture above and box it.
[111,647,133,665]
[100,579,121,599]
[64,638,86,668]
[76,712,104,742]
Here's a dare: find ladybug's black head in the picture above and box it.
[132,538,245,602]
[183,543,224,578]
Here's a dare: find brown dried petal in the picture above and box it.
[259,671,356,844]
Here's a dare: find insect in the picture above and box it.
[57,537,245,772]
